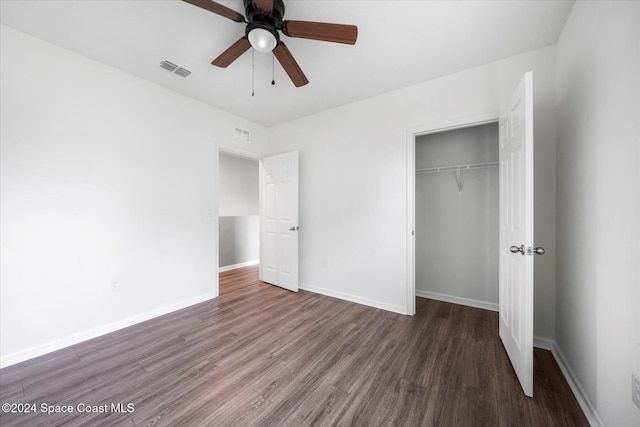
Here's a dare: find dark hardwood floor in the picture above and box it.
[0,265,588,426]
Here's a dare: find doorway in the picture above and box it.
[218,150,260,295]
[414,123,499,311]
[406,114,498,315]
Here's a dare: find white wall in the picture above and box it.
[218,216,259,268]
[415,124,498,309]
[268,46,557,338]
[555,2,640,426]
[0,25,267,367]
[218,153,259,217]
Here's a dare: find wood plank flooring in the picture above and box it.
[0,265,588,426]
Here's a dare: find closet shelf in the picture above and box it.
[416,161,498,193]
[415,161,498,175]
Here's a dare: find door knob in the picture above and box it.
[289,226,299,231]
[533,247,545,255]
[510,245,525,255]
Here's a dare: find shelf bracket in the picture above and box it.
[454,169,463,193]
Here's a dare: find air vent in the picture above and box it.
[234,127,251,142]
[174,67,191,78]
[160,60,191,78]
[160,60,178,72]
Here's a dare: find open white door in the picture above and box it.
[259,151,299,292]
[499,72,539,397]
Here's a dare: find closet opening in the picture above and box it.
[413,122,499,313]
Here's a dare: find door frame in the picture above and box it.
[216,147,261,298]
[405,112,499,315]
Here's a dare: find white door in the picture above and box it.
[499,72,538,397]
[259,151,299,292]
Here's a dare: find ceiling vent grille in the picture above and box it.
[174,67,191,78]
[160,60,178,72]
[160,60,191,78]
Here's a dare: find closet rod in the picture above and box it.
[416,161,498,175]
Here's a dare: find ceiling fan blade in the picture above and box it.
[182,0,245,23]
[281,20,358,45]
[212,37,251,68]
[253,0,274,14]
[273,42,309,87]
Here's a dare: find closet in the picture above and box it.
[415,123,499,309]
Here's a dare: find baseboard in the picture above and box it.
[533,336,555,350]
[219,259,259,272]
[299,282,407,315]
[415,289,499,312]
[0,292,216,369]
[551,343,604,427]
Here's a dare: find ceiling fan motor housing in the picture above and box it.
[244,0,284,27]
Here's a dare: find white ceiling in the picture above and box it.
[0,0,574,127]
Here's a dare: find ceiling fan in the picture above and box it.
[182,0,358,87]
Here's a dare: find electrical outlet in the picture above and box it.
[633,374,640,410]
[322,258,329,268]
[110,280,120,292]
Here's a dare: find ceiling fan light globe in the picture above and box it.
[248,28,277,53]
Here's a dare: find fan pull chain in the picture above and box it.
[251,49,255,96]
[271,53,275,85]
